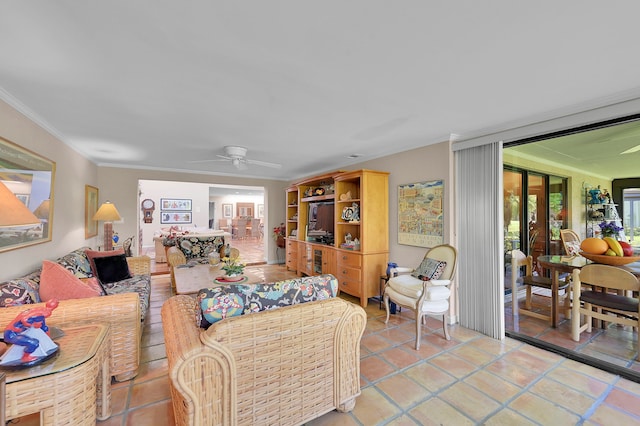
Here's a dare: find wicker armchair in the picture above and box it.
[162,294,366,426]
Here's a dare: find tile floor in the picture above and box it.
[505,290,640,380]
[16,265,640,425]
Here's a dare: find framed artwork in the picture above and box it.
[257,204,264,218]
[0,136,56,253]
[160,198,192,211]
[222,203,233,218]
[236,202,253,217]
[398,179,444,248]
[161,211,192,224]
[85,185,99,238]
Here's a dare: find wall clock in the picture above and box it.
[141,199,155,223]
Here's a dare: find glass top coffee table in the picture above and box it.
[2,323,110,424]
[174,263,264,295]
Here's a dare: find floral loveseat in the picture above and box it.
[162,274,366,425]
[0,247,152,381]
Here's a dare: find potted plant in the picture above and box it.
[221,256,245,277]
[273,223,286,248]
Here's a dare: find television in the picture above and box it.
[307,201,334,244]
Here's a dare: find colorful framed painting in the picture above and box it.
[398,179,444,248]
[160,198,192,211]
[160,211,192,224]
[85,185,99,238]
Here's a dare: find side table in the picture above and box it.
[3,323,111,425]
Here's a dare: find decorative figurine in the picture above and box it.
[351,202,360,222]
[589,186,602,204]
[3,299,59,362]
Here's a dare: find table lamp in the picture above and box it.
[93,201,121,251]
[0,181,40,230]
[33,199,51,237]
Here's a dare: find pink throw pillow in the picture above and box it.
[40,260,102,301]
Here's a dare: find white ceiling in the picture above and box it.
[2,2,640,181]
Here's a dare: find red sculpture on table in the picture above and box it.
[4,299,59,362]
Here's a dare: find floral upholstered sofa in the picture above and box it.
[162,274,366,425]
[0,247,152,381]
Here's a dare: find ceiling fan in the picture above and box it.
[190,146,281,170]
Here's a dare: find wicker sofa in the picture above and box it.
[0,248,152,381]
[161,275,367,426]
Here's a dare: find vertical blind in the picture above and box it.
[455,141,505,339]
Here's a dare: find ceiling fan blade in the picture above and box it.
[246,158,282,169]
[187,158,229,164]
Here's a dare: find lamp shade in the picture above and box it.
[0,181,40,228]
[33,199,50,219]
[93,201,121,222]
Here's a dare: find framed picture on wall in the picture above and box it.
[160,211,192,224]
[160,198,192,211]
[222,203,233,218]
[257,204,264,218]
[85,185,99,238]
[398,179,444,248]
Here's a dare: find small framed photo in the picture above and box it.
[223,203,233,218]
[161,211,192,224]
[161,198,192,211]
[85,185,99,239]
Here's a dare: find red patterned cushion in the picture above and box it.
[39,260,102,301]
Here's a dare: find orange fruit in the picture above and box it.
[580,237,609,255]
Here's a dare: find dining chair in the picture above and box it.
[560,229,581,255]
[250,218,261,240]
[383,244,457,350]
[571,264,640,360]
[235,219,248,239]
[511,250,570,323]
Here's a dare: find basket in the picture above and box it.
[580,252,640,266]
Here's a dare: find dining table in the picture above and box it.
[536,254,640,328]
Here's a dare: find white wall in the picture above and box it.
[0,99,99,281]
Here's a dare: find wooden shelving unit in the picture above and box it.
[285,169,389,307]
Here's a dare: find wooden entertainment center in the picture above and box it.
[285,169,389,307]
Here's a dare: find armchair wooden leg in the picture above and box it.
[442,314,451,340]
[383,293,390,324]
[415,312,422,350]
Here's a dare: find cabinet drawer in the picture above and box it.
[337,252,362,268]
[337,266,361,282]
[338,276,361,296]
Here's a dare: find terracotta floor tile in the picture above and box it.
[439,382,501,422]
[604,388,640,417]
[509,392,581,424]
[351,387,401,425]
[140,343,166,363]
[588,401,640,424]
[529,377,597,415]
[452,343,497,367]
[546,366,610,396]
[404,363,456,392]
[483,408,538,425]
[134,358,169,384]
[110,384,132,416]
[464,370,522,403]
[375,373,431,408]
[126,400,174,426]
[484,358,542,388]
[379,346,421,370]
[429,352,478,378]
[409,397,475,426]
[361,333,394,353]
[129,376,172,409]
[360,355,396,382]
